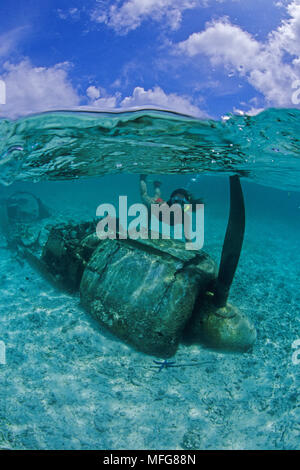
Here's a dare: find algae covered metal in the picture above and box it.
[80,237,217,357]
[39,218,256,357]
[41,223,217,357]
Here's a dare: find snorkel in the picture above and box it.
[186,175,257,352]
[214,175,246,308]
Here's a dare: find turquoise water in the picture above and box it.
[1,108,300,190]
[0,109,299,450]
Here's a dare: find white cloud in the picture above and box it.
[269,0,300,57]
[57,7,80,21]
[177,19,261,69]
[0,60,80,119]
[80,85,205,116]
[120,86,205,116]
[177,0,300,108]
[87,85,101,100]
[86,85,121,108]
[88,94,120,109]
[91,0,198,34]
[0,27,28,59]
[0,61,205,118]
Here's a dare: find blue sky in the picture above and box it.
[0,0,300,119]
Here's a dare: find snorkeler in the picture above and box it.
[139,175,203,241]
[140,174,164,206]
[140,175,202,209]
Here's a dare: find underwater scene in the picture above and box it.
[0,108,299,450]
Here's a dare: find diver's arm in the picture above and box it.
[153,181,162,200]
[140,175,153,207]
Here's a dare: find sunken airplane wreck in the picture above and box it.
[0,176,256,358]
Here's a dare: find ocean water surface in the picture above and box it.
[0,109,299,450]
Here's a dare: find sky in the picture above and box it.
[0,0,300,120]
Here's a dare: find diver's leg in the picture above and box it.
[140,175,154,207]
[153,181,162,200]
